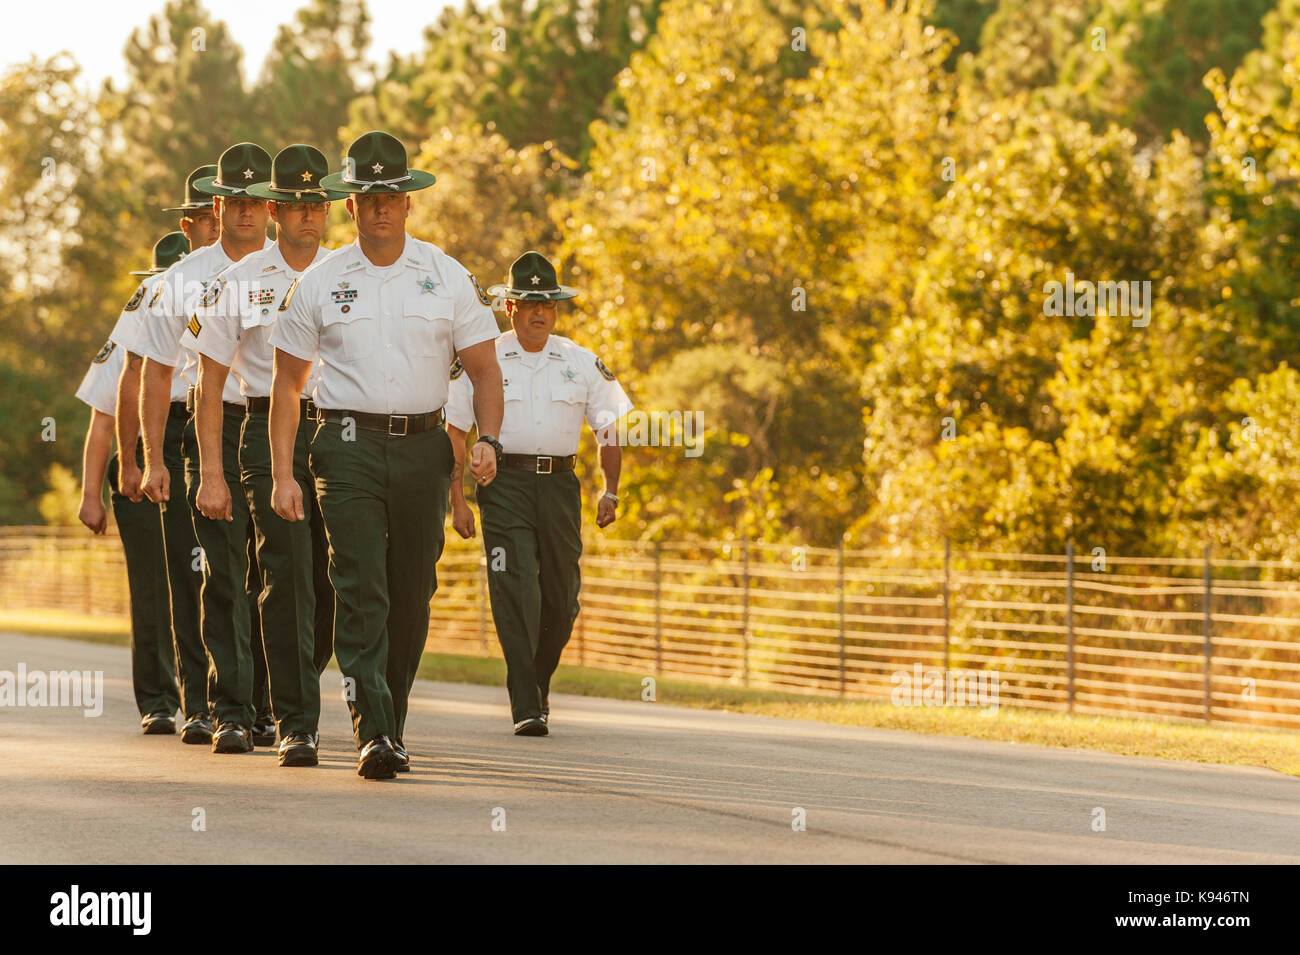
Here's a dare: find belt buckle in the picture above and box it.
[305,399,316,420]
[536,455,553,474]
[388,414,409,436]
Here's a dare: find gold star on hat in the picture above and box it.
[301,170,313,182]
[243,168,254,179]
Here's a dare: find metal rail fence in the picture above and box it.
[2,526,1299,730]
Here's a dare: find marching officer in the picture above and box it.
[76,235,192,733]
[446,251,632,735]
[186,144,345,767]
[138,143,275,754]
[269,130,504,779]
[115,176,216,743]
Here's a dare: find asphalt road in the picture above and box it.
[1,631,1297,864]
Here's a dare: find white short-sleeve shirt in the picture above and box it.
[444,331,633,455]
[269,234,499,414]
[183,242,333,398]
[134,238,272,404]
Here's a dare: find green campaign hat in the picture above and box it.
[193,143,272,197]
[246,144,348,202]
[319,131,436,194]
[487,250,580,301]
[163,165,217,212]
[129,232,191,276]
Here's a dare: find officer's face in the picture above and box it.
[180,210,218,248]
[215,195,270,243]
[508,299,559,345]
[347,193,409,242]
[269,200,328,249]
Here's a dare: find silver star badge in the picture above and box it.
[419,278,439,294]
[371,162,384,174]
[530,275,541,285]
[242,168,254,180]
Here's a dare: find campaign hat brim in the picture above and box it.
[127,268,165,276]
[162,201,213,213]
[192,175,270,197]
[487,284,580,301]
[244,181,349,202]
[317,168,437,194]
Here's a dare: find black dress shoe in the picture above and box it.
[252,714,277,747]
[141,712,176,735]
[392,738,410,773]
[212,722,254,754]
[358,736,397,779]
[278,732,318,767]
[514,717,548,736]
[180,714,214,745]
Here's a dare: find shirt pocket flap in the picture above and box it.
[322,303,357,327]
[403,294,453,322]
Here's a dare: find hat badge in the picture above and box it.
[301,170,313,182]
[242,168,254,180]
[372,162,384,174]
[530,275,541,285]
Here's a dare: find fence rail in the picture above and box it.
[2,526,1299,730]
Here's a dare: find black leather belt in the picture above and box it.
[186,387,245,420]
[245,396,314,418]
[168,401,190,421]
[312,407,445,436]
[502,453,576,474]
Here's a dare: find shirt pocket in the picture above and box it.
[322,303,374,362]
[550,373,587,434]
[402,294,453,358]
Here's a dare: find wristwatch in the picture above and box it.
[475,434,504,463]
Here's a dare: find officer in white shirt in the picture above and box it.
[138,142,276,755]
[185,144,344,768]
[269,130,505,780]
[115,184,216,744]
[76,236,190,734]
[446,251,632,735]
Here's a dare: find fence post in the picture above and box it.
[653,541,663,675]
[837,539,846,697]
[942,539,951,675]
[741,531,750,688]
[1066,540,1075,714]
[478,554,487,654]
[1203,544,1213,722]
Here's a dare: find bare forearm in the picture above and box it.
[196,357,230,479]
[599,443,622,496]
[81,410,114,502]
[447,424,469,502]
[140,359,173,469]
[115,352,143,462]
[270,350,312,481]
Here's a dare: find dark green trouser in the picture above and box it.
[309,418,451,748]
[182,412,269,727]
[108,454,179,717]
[239,409,334,736]
[476,468,583,722]
[160,413,207,717]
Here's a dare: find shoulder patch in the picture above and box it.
[469,272,492,307]
[123,284,146,312]
[279,277,300,312]
[187,314,202,337]
[450,357,464,380]
[91,339,116,364]
[199,279,224,308]
[595,356,616,381]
